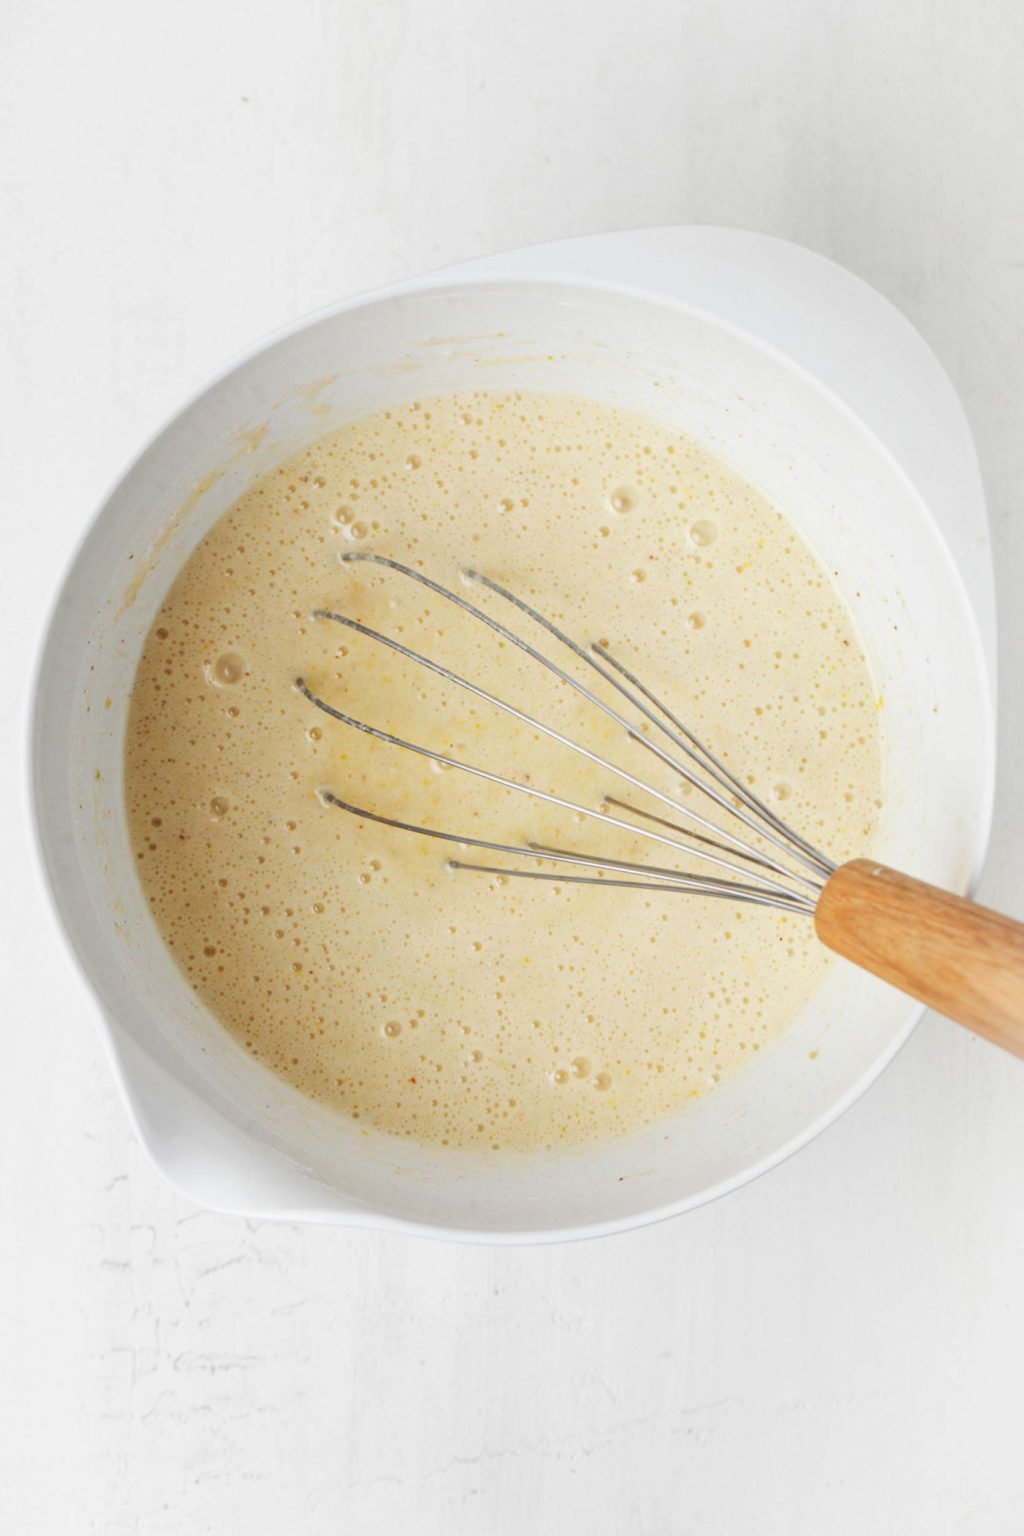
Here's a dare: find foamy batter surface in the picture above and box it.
[125,392,882,1151]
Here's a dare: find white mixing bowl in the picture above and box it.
[31,227,996,1241]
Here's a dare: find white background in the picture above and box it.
[3,2,1024,1532]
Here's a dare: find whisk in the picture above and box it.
[297,552,1024,1060]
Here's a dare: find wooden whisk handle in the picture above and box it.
[815,860,1024,1058]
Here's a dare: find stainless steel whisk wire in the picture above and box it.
[295,552,837,917]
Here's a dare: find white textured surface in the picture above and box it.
[3,1,1023,1530]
